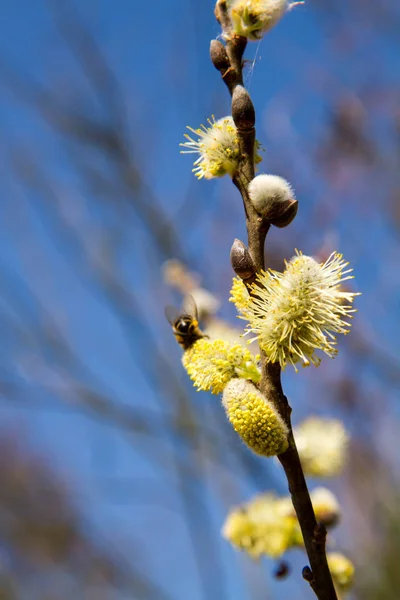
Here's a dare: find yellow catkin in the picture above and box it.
[182,338,260,395]
[245,251,359,370]
[222,379,288,456]
[180,115,262,179]
[327,552,355,593]
[223,488,344,560]
[294,417,349,477]
[229,0,303,41]
[223,492,300,559]
[229,276,250,316]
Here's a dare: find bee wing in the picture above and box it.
[182,295,198,320]
[165,305,180,325]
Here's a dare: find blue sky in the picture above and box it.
[1,1,399,599]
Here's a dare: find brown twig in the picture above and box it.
[212,2,338,598]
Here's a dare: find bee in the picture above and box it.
[165,295,206,351]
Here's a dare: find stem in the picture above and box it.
[213,3,338,598]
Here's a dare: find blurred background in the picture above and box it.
[0,0,399,598]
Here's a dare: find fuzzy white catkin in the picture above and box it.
[244,252,359,370]
[248,174,294,215]
[229,0,291,40]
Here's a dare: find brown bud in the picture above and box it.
[270,198,298,228]
[210,40,230,72]
[315,508,340,529]
[311,488,341,529]
[230,238,256,280]
[274,560,290,580]
[231,85,255,131]
[302,566,314,583]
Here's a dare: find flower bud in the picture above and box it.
[232,85,255,131]
[230,238,256,280]
[248,174,298,227]
[210,39,230,72]
[310,487,341,528]
[282,486,340,529]
[274,561,290,579]
[222,379,289,457]
[302,566,313,583]
[327,552,355,593]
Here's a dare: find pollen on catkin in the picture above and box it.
[294,417,349,477]
[228,0,303,41]
[229,276,251,317]
[182,338,260,394]
[180,115,262,180]
[244,251,360,371]
[222,492,299,559]
[327,552,355,593]
[223,486,344,561]
[222,379,289,456]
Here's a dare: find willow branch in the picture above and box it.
[212,2,338,598]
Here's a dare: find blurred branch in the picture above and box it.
[5,143,231,598]
[0,432,175,600]
[1,50,184,262]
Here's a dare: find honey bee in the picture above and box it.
[165,295,206,351]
